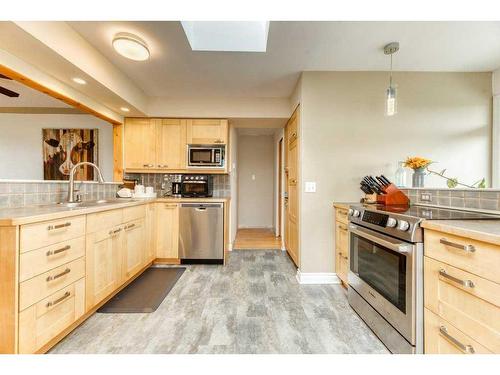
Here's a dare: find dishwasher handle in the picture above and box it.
[180,203,223,209]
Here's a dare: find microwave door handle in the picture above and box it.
[348,224,413,254]
[212,149,215,163]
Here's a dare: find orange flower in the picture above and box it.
[404,156,432,170]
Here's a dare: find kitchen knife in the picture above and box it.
[363,177,383,194]
[360,182,373,194]
[368,176,385,193]
[376,176,389,187]
[380,175,392,185]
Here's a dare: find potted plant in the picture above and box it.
[404,157,432,187]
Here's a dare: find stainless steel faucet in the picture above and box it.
[67,162,105,203]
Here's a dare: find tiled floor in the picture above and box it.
[50,250,388,354]
[233,228,283,249]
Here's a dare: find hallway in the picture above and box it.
[233,228,282,250]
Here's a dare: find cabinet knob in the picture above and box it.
[143,164,154,168]
[158,164,168,168]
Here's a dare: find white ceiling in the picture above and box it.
[69,21,500,99]
[0,78,71,107]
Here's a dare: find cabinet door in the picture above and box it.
[122,218,146,280]
[145,203,157,263]
[85,226,122,310]
[156,203,179,260]
[124,118,157,169]
[186,119,228,145]
[335,221,349,284]
[156,119,187,170]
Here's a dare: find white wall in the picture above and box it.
[237,134,275,228]
[298,71,492,273]
[493,68,500,96]
[0,113,114,181]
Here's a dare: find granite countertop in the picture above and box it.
[422,219,500,246]
[333,202,358,209]
[0,197,230,226]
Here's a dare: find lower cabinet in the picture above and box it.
[85,225,123,310]
[122,218,146,279]
[145,203,157,262]
[334,206,349,286]
[18,278,85,353]
[156,203,179,260]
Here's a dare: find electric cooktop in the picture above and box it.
[363,204,500,220]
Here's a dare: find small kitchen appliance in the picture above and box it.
[181,174,213,198]
[187,145,225,169]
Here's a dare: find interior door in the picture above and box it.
[124,118,157,169]
[284,106,300,267]
[156,119,187,170]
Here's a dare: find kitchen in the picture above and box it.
[0,6,499,373]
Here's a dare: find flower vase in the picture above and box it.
[412,167,426,188]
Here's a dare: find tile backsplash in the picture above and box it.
[0,180,121,209]
[400,188,500,212]
[124,173,230,198]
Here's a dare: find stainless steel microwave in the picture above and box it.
[187,145,225,168]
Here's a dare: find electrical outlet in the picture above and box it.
[305,182,316,193]
[420,193,432,202]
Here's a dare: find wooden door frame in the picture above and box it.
[277,137,283,238]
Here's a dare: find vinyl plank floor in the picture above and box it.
[49,250,388,354]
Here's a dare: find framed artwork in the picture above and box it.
[42,128,98,180]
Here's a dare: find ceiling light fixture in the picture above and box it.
[120,107,130,112]
[72,77,87,85]
[384,42,399,117]
[112,32,150,61]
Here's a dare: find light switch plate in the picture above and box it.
[305,181,316,193]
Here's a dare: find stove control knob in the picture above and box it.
[353,210,360,217]
[348,209,354,216]
[386,217,398,228]
[398,220,410,231]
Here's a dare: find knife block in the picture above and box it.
[375,184,410,206]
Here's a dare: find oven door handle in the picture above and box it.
[349,224,413,254]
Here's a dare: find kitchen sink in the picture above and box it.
[57,199,125,208]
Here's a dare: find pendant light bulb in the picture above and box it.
[384,42,399,117]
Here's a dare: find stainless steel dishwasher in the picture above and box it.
[178,203,224,264]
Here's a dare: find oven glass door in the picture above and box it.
[182,182,208,197]
[351,233,407,313]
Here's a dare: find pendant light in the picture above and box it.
[384,42,399,116]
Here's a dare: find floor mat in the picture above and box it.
[97,267,185,313]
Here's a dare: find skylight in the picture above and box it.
[181,21,269,52]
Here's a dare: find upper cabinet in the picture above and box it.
[124,118,229,173]
[124,118,156,169]
[186,119,228,145]
[156,119,187,170]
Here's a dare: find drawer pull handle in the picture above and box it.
[46,245,71,256]
[143,164,154,168]
[125,223,136,230]
[338,224,348,231]
[46,291,71,308]
[109,228,122,236]
[47,222,71,231]
[439,326,475,354]
[439,269,474,288]
[46,268,71,282]
[440,238,476,253]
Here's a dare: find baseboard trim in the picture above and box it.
[296,269,341,285]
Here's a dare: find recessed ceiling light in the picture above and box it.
[120,107,130,112]
[72,77,87,85]
[112,32,150,61]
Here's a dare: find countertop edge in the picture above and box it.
[422,220,500,247]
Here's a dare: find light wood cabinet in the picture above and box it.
[145,203,157,262]
[284,107,300,267]
[424,227,500,354]
[157,119,187,169]
[156,203,179,260]
[334,205,349,287]
[124,118,157,170]
[85,225,123,310]
[122,218,146,280]
[186,119,228,145]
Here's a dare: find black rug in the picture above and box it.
[97,267,185,313]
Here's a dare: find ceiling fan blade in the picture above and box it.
[0,73,13,80]
[0,85,20,98]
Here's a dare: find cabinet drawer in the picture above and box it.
[19,257,85,311]
[424,257,500,352]
[123,204,146,222]
[425,229,500,283]
[425,308,492,354]
[20,215,85,253]
[20,237,85,282]
[335,208,349,225]
[18,278,85,353]
[87,208,123,233]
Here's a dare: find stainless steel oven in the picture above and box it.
[347,205,424,354]
[181,174,213,198]
[187,145,225,168]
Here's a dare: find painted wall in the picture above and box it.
[237,134,275,228]
[273,129,284,238]
[0,113,114,181]
[298,71,492,273]
[493,68,500,96]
